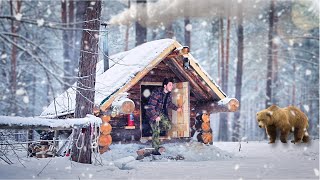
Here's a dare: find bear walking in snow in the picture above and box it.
[256,105,309,144]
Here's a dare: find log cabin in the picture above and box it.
[40,39,239,144]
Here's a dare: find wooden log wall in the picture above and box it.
[105,60,216,142]
[109,61,182,142]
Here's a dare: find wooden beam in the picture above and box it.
[164,60,202,99]
[175,58,217,100]
[165,58,211,100]
[172,41,226,100]
[195,98,239,114]
[188,54,226,100]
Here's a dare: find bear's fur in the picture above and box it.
[256,105,309,144]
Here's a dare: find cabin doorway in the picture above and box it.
[141,82,163,137]
[140,82,190,139]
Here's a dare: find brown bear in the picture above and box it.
[256,105,309,144]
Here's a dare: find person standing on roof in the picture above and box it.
[146,78,182,154]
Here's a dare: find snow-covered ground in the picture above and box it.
[0,140,319,179]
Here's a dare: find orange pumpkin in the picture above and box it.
[100,122,112,135]
[201,122,211,132]
[202,113,210,123]
[101,115,111,123]
[98,134,112,146]
[202,132,213,144]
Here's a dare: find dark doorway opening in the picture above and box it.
[141,84,167,137]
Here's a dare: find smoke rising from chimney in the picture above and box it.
[109,0,319,28]
[109,0,269,27]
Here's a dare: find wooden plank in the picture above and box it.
[140,82,162,86]
[165,58,210,100]
[169,82,190,138]
[163,59,203,100]
[188,54,226,100]
[100,43,177,111]
[172,41,226,100]
[182,82,190,137]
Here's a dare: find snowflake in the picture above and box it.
[272,36,281,45]
[234,164,240,170]
[1,54,7,59]
[314,168,319,177]
[185,24,192,32]
[15,13,22,21]
[16,88,25,96]
[305,69,312,76]
[37,19,45,27]
[23,96,29,104]
[47,8,52,15]
[201,21,207,27]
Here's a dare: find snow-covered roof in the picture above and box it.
[41,39,176,118]
[41,39,227,118]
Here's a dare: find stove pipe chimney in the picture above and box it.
[101,23,109,72]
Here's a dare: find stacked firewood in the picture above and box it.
[194,113,213,144]
[93,107,112,154]
[98,115,112,154]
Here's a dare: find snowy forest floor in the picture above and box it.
[0,139,319,179]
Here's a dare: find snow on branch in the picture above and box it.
[0,115,101,130]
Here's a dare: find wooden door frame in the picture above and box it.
[140,81,190,140]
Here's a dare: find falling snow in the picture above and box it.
[185,24,192,32]
[37,19,45,27]
[15,13,22,21]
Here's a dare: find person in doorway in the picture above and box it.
[146,78,182,155]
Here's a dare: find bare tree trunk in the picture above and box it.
[124,0,131,51]
[165,23,174,38]
[218,17,228,141]
[184,17,191,48]
[9,0,21,115]
[220,18,225,88]
[68,0,75,78]
[73,1,87,77]
[135,0,147,46]
[225,17,230,94]
[271,6,279,105]
[266,0,275,108]
[62,0,71,90]
[292,63,296,104]
[232,2,244,142]
[216,21,221,84]
[71,0,101,164]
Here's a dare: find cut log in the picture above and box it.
[201,114,210,123]
[201,122,211,132]
[201,132,213,144]
[101,115,111,123]
[100,97,135,116]
[98,134,112,147]
[100,122,112,135]
[196,98,239,114]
